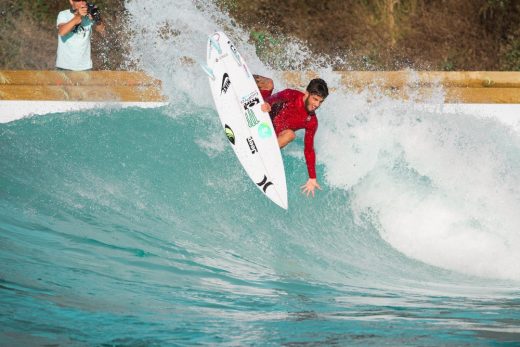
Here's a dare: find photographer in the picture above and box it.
[56,0,105,71]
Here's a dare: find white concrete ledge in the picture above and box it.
[0,100,168,123]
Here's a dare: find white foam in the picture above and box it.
[318,88,520,281]
[125,0,265,107]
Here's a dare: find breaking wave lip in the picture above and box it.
[315,89,520,282]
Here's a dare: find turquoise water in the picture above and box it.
[1,105,520,346]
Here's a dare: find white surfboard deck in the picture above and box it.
[205,31,288,209]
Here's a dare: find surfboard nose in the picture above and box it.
[278,196,288,210]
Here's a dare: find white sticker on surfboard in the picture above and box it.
[204,31,288,209]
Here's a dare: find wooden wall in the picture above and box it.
[0,71,165,102]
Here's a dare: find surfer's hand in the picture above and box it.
[301,178,322,197]
[261,102,271,113]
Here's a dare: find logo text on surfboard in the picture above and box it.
[246,136,258,154]
[241,91,260,110]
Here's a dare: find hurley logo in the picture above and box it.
[256,175,273,193]
[221,73,231,94]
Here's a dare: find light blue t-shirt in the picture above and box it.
[56,9,94,71]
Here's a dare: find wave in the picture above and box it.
[2,95,520,284]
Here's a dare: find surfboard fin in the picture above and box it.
[209,36,222,55]
[200,64,215,80]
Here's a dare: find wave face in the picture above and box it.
[2,0,520,345]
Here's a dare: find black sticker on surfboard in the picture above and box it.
[241,91,260,110]
[224,125,235,145]
[256,175,273,193]
[246,136,258,154]
[221,73,231,94]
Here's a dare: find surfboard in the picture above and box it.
[204,31,288,209]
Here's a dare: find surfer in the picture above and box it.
[256,76,329,197]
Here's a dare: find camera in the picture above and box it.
[87,3,101,23]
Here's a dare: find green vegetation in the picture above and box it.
[504,39,520,71]
[219,0,520,71]
[1,0,519,70]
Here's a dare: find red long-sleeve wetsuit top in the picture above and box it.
[263,89,318,179]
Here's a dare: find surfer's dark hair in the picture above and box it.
[306,78,329,99]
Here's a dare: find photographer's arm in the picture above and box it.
[57,12,83,36]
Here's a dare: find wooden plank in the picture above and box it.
[443,87,520,103]
[0,85,166,102]
[0,70,161,87]
[281,71,520,89]
[365,87,520,103]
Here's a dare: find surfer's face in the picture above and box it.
[304,93,325,113]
